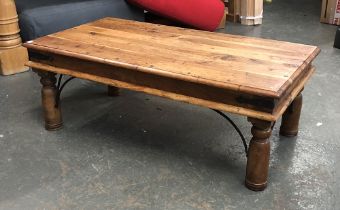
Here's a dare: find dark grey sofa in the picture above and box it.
[15,0,144,42]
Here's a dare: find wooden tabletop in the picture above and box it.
[24,17,320,98]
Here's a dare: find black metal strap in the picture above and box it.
[212,109,248,156]
[55,75,75,107]
[52,74,251,157]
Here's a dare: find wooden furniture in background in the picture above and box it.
[223,0,262,25]
[240,0,263,25]
[320,0,340,25]
[224,0,241,23]
[24,18,319,191]
[0,0,29,75]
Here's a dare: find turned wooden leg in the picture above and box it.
[107,85,120,97]
[280,93,303,137]
[245,118,273,191]
[38,71,63,131]
[0,0,29,75]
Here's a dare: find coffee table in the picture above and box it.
[23,17,320,191]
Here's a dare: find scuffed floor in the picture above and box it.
[1,0,339,209]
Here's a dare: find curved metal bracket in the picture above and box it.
[55,75,76,108]
[212,109,248,157]
[52,74,250,157]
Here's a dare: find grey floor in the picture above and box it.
[1,0,340,209]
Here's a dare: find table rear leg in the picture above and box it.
[245,118,273,191]
[38,71,63,131]
[280,93,303,137]
[107,85,120,97]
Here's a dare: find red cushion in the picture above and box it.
[127,0,225,31]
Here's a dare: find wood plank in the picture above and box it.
[61,24,320,96]
[90,18,317,53]
[51,28,299,78]
[66,25,308,65]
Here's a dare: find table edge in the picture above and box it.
[26,60,315,122]
[24,42,318,99]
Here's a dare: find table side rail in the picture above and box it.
[26,53,281,121]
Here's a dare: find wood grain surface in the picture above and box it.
[24,17,320,98]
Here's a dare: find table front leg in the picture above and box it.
[280,92,303,137]
[245,118,273,191]
[38,71,63,131]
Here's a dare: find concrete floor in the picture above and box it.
[1,0,340,209]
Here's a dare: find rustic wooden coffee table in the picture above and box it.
[24,17,320,191]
